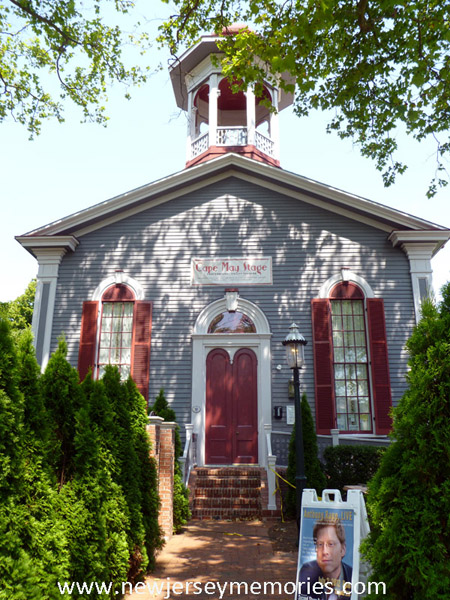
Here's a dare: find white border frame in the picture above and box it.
[317,270,377,434]
[318,269,375,299]
[191,296,272,467]
[89,274,145,380]
[92,273,144,301]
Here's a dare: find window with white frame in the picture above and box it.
[330,296,372,432]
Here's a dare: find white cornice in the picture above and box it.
[15,235,79,257]
[389,230,450,257]
[16,154,450,243]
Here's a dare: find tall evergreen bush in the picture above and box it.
[101,366,162,578]
[123,378,161,571]
[41,344,130,597]
[0,325,162,599]
[362,285,450,599]
[149,389,190,532]
[0,319,69,600]
[285,394,327,517]
[39,338,84,488]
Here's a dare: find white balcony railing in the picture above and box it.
[191,132,209,158]
[190,127,275,159]
[255,130,275,156]
[216,126,248,146]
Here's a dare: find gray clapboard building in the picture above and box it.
[17,33,450,478]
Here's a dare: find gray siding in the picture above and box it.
[51,176,415,434]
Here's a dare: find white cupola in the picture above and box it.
[169,25,294,168]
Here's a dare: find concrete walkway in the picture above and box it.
[125,520,298,599]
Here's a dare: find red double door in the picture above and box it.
[205,348,258,464]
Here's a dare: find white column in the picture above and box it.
[32,247,68,370]
[186,90,194,161]
[246,85,256,146]
[191,336,205,466]
[270,87,280,160]
[401,242,435,323]
[208,73,220,148]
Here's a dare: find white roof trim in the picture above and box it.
[17,154,450,241]
[15,235,79,256]
[389,230,450,256]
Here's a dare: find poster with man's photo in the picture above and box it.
[296,506,355,599]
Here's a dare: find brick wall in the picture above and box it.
[147,417,176,540]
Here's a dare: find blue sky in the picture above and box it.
[1,4,449,303]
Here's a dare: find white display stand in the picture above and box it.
[295,489,370,600]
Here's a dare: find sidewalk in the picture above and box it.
[125,520,298,599]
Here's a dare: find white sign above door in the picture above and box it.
[191,257,272,285]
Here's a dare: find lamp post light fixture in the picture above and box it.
[282,323,307,526]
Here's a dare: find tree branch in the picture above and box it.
[357,0,371,33]
[174,0,203,46]
[8,0,80,47]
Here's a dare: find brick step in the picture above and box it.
[194,476,261,488]
[194,487,261,498]
[194,468,261,478]
[193,497,261,510]
[189,467,263,521]
[191,508,262,521]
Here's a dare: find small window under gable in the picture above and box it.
[208,311,256,334]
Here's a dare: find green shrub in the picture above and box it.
[0,319,69,600]
[0,325,161,599]
[39,337,84,488]
[285,394,327,517]
[102,367,162,578]
[323,444,385,492]
[361,286,450,599]
[149,389,191,532]
[123,378,162,571]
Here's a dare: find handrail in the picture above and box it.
[179,424,195,485]
[264,424,277,510]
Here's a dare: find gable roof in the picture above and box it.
[16,153,450,257]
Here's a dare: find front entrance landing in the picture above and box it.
[124,521,298,600]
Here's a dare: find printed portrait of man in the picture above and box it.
[298,518,353,599]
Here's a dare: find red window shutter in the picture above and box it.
[78,301,99,381]
[311,299,335,434]
[367,298,392,434]
[131,301,152,402]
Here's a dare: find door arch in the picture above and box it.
[191,294,272,467]
[206,347,258,464]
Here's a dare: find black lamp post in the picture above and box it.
[282,323,307,526]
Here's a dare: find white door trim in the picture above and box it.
[191,296,272,467]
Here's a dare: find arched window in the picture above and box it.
[98,284,135,380]
[311,280,392,435]
[78,284,152,401]
[208,311,256,333]
[329,283,371,432]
